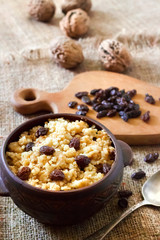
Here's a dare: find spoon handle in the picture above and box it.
[85,200,148,240]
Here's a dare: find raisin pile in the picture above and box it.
[68,88,158,122]
[68,87,142,122]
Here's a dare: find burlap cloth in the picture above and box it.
[0,0,160,239]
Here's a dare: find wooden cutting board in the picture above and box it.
[11,71,160,145]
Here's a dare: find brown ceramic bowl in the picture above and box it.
[0,113,132,225]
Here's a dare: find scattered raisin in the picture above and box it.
[96,110,108,118]
[25,142,34,151]
[116,97,128,107]
[145,93,155,104]
[101,101,113,109]
[131,170,146,180]
[76,110,87,116]
[102,163,111,174]
[118,198,128,209]
[81,96,92,105]
[68,101,77,108]
[17,166,31,180]
[94,89,106,102]
[75,155,90,170]
[144,152,159,163]
[90,89,101,95]
[75,91,88,99]
[127,89,137,98]
[106,109,117,117]
[69,137,80,150]
[93,104,107,112]
[118,190,133,198]
[35,127,48,137]
[50,169,65,181]
[40,146,55,155]
[127,110,141,119]
[77,104,89,112]
[141,111,150,122]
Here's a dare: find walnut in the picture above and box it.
[50,36,84,69]
[61,0,92,14]
[28,0,56,22]
[98,39,132,73]
[60,8,90,38]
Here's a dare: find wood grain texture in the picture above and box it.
[11,71,160,145]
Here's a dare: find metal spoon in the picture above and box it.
[85,170,160,240]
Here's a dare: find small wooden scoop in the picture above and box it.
[11,71,160,145]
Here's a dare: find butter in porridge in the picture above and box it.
[6,118,115,191]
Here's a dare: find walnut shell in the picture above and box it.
[98,39,132,73]
[50,37,84,69]
[60,8,90,38]
[61,0,92,14]
[28,0,56,22]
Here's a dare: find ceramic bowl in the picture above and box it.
[0,113,132,225]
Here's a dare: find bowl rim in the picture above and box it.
[1,113,121,195]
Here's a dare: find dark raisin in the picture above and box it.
[117,89,125,97]
[92,103,102,111]
[75,91,88,99]
[110,150,115,160]
[110,89,118,96]
[25,142,34,151]
[68,101,77,108]
[17,166,31,180]
[76,110,87,116]
[101,100,113,109]
[118,198,128,209]
[123,94,131,102]
[107,96,117,103]
[35,127,48,138]
[133,103,140,111]
[93,137,97,141]
[127,110,141,119]
[108,87,119,92]
[75,155,90,170]
[104,88,110,98]
[40,146,55,155]
[102,163,111,174]
[77,104,89,112]
[116,97,128,107]
[118,190,133,198]
[120,112,129,122]
[107,109,117,117]
[144,152,159,163]
[96,163,111,174]
[94,89,106,102]
[131,170,146,180]
[145,93,155,104]
[69,137,80,150]
[96,110,108,118]
[141,111,150,122]
[113,105,124,111]
[127,89,137,98]
[50,169,65,181]
[93,104,107,112]
[90,89,101,95]
[81,96,92,105]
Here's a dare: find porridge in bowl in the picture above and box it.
[6,118,115,191]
